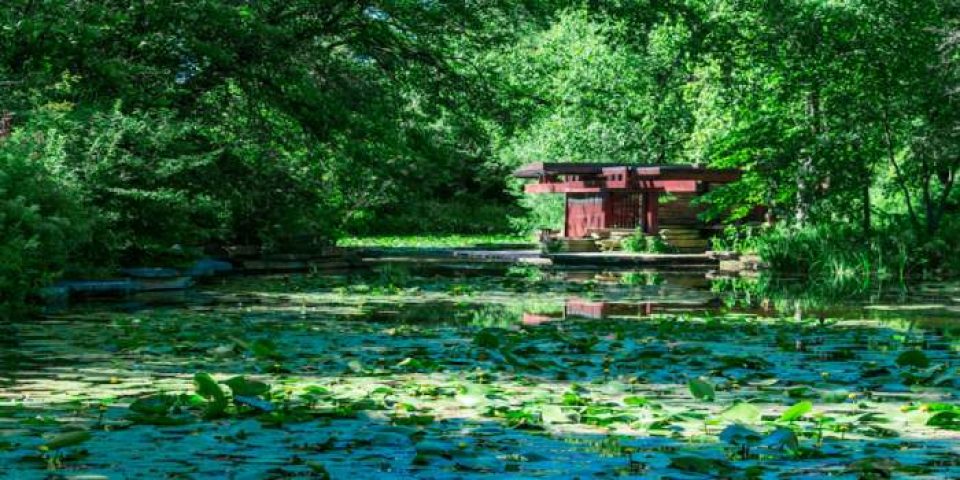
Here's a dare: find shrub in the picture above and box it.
[0,125,89,316]
[622,228,673,253]
[349,197,518,236]
[715,221,959,292]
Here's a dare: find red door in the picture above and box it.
[566,194,605,238]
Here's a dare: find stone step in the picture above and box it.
[660,233,702,240]
[664,240,703,246]
[558,239,599,252]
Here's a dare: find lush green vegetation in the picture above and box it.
[1,1,958,309]
[621,229,674,254]
[3,3,958,476]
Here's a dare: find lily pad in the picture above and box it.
[541,405,574,425]
[224,376,270,397]
[42,430,91,450]
[129,394,176,415]
[669,456,735,475]
[688,379,715,401]
[896,350,930,368]
[719,424,761,444]
[194,372,228,419]
[720,402,761,424]
[759,427,799,451]
[927,411,960,430]
[779,401,812,422]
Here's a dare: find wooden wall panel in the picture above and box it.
[565,194,605,238]
[658,193,703,225]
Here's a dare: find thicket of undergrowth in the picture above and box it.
[716,221,960,293]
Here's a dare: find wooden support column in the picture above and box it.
[643,191,660,235]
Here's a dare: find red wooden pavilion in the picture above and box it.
[514,162,741,240]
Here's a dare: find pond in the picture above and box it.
[1,265,959,479]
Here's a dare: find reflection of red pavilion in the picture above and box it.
[521,299,657,326]
[522,312,558,326]
[565,298,655,319]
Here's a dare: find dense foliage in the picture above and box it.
[0,117,89,312]
[1,0,958,307]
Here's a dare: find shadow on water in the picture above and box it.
[1,263,959,478]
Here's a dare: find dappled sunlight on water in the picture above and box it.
[1,268,959,478]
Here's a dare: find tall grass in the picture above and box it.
[621,228,674,253]
[719,224,927,294]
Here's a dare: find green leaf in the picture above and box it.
[194,372,228,419]
[392,414,434,426]
[474,328,504,349]
[927,411,960,430]
[127,414,193,426]
[415,440,455,456]
[541,405,574,425]
[42,430,91,450]
[224,376,270,397]
[718,424,761,444]
[234,395,275,412]
[129,394,176,415]
[759,427,799,450]
[779,401,813,422]
[720,402,761,424]
[250,339,284,360]
[669,456,735,475]
[307,462,331,480]
[896,350,930,368]
[688,379,715,401]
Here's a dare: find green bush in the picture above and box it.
[67,105,225,264]
[715,221,960,292]
[25,98,347,265]
[350,197,518,236]
[621,229,673,253]
[509,190,565,234]
[0,125,89,316]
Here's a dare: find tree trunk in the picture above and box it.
[796,89,821,227]
[863,182,871,237]
[881,110,922,231]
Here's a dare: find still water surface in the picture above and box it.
[1,267,958,478]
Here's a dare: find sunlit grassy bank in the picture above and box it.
[337,234,533,249]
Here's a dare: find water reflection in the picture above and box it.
[43,267,960,325]
[4,266,960,478]
[522,296,727,326]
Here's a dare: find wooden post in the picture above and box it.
[644,191,660,234]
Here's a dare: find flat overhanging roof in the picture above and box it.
[513,163,741,193]
[513,162,740,180]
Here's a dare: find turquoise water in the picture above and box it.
[1,268,958,478]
